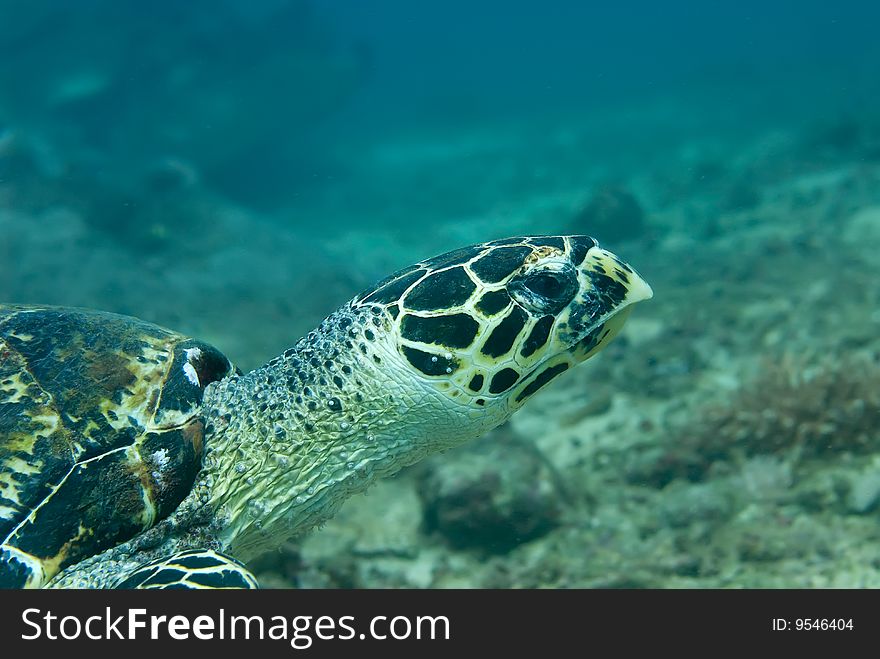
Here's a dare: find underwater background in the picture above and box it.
[1,0,879,587]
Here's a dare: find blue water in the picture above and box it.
[2,1,878,208]
[320,0,880,129]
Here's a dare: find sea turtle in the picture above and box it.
[0,235,651,589]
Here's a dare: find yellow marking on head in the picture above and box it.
[523,245,563,265]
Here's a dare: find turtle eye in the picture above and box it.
[525,272,565,299]
[509,265,578,314]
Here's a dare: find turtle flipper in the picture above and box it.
[113,549,259,589]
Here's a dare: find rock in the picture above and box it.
[843,206,880,249]
[300,478,424,562]
[573,185,646,243]
[418,426,563,553]
[737,456,793,502]
[657,481,733,529]
[847,464,880,514]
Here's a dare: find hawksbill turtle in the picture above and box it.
[0,235,651,588]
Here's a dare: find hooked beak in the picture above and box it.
[564,246,652,360]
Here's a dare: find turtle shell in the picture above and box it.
[0,305,234,588]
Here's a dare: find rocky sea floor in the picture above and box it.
[2,108,879,588]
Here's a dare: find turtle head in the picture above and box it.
[211,236,651,556]
[360,235,651,419]
[500,235,653,409]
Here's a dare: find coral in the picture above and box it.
[628,355,880,488]
[708,356,879,457]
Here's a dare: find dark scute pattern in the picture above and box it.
[172,553,228,570]
[186,569,253,589]
[359,267,425,305]
[0,306,219,585]
[568,235,597,266]
[564,294,606,336]
[114,567,160,588]
[611,254,634,274]
[142,568,188,587]
[422,244,485,270]
[487,237,526,247]
[475,290,511,316]
[515,363,570,402]
[140,425,204,518]
[402,346,460,376]
[0,343,74,539]
[0,548,29,588]
[470,246,532,284]
[521,316,555,358]
[510,266,578,315]
[589,270,630,309]
[114,550,256,589]
[404,267,476,311]
[0,306,172,458]
[468,373,484,392]
[190,342,233,385]
[401,313,479,349]
[528,236,565,250]
[571,322,608,355]
[154,339,230,426]
[489,368,520,394]
[12,446,148,570]
[481,306,528,358]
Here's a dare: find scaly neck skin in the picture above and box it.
[199,303,505,560]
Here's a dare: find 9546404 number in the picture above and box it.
[772,618,854,631]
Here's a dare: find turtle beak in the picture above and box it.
[503,239,652,409]
[590,247,653,306]
[559,245,652,361]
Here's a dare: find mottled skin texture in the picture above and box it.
[3,235,652,588]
